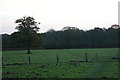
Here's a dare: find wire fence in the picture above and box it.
[2,51,119,66]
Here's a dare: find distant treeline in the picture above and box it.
[1,24,120,50]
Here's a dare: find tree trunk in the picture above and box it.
[27,44,32,54]
[26,32,32,54]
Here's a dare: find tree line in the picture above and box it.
[1,24,120,50]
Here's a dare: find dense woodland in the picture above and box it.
[1,24,120,50]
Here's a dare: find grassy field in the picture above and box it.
[2,48,119,78]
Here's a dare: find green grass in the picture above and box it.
[2,48,119,78]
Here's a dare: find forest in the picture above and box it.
[1,24,120,50]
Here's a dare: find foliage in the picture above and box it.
[4,16,43,52]
[2,25,120,49]
[15,16,40,33]
[42,25,119,49]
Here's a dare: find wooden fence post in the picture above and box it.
[85,52,88,62]
[28,54,31,64]
[96,53,98,62]
[2,56,3,66]
[56,54,59,64]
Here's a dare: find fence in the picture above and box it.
[2,49,118,66]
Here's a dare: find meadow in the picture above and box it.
[2,48,119,78]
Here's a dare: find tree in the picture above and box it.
[47,28,56,33]
[62,26,79,31]
[1,24,119,49]
[14,16,41,64]
[15,16,41,54]
[2,34,12,49]
[111,24,120,29]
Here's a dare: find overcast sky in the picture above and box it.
[0,0,119,34]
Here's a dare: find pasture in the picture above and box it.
[2,48,119,78]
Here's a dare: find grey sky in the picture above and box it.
[0,0,119,34]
